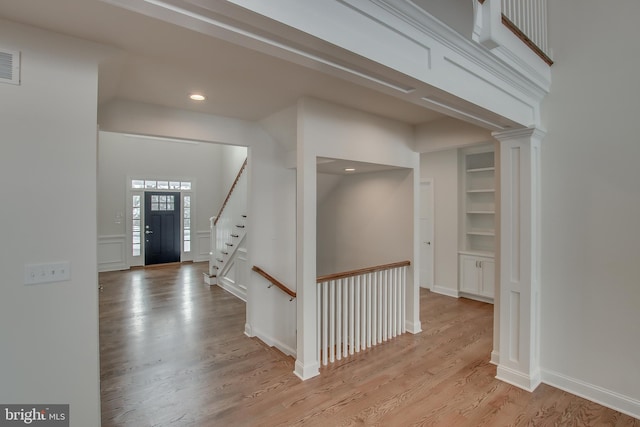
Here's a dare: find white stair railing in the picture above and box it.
[205,159,248,290]
[316,261,410,366]
[501,0,551,61]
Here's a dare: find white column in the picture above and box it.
[405,164,422,334]
[492,127,543,391]
[294,114,320,380]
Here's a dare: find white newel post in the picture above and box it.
[209,216,216,277]
[493,127,544,391]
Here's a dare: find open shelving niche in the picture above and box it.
[458,144,496,302]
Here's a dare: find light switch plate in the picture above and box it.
[24,262,71,285]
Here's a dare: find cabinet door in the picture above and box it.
[460,256,479,294]
[480,259,495,298]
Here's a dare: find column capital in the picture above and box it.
[492,127,546,143]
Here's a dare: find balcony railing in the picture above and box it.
[316,261,410,367]
[478,0,552,65]
[501,0,551,65]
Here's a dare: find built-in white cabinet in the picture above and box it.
[459,145,496,302]
[459,254,494,300]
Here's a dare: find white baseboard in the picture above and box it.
[294,359,320,381]
[244,323,253,337]
[405,320,422,334]
[431,285,459,298]
[459,292,494,304]
[541,369,640,420]
[490,350,499,366]
[251,326,296,357]
[496,364,541,392]
[217,276,247,302]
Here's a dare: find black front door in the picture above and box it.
[144,192,181,265]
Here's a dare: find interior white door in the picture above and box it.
[419,181,434,289]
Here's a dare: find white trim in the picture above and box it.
[431,285,460,299]
[490,350,499,366]
[496,364,541,392]
[251,326,296,358]
[458,292,494,305]
[353,0,550,95]
[244,323,253,337]
[419,179,434,290]
[195,230,210,262]
[405,319,422,334]
[541,369,640,420]
[294,359,320,381]
[97,235,127,272]
[217,276,247,302]
[126,174,197,266]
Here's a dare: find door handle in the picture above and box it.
[424,241,431,245]
[145,230,153,234]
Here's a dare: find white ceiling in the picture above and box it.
[317,158,405,176]
[0,0,447,125]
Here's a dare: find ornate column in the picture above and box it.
[493,127,544,391]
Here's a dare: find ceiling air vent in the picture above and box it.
[0,49,20,85]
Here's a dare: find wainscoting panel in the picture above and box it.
[98,235,127,272]
[196,230,210,263]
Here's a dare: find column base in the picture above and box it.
[294,359,320,381]
[496,364,541,392]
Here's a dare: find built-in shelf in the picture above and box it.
[460,146,496,257]
[467,189,495,193]
[460,145,496,302]
[466,167,495,173]
[459,250,494,257]
[467,210,495,214]
[467,230,495,236]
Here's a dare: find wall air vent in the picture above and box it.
[0,49,20,85]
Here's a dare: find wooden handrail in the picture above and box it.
[476,0,552,66]
[317,260,411,283]
[252,266,297,299]
[214,158,248,226]
[501,15,553,66]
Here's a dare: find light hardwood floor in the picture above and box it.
[99,263,639,426]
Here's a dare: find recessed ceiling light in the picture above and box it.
[189,93,206,101]
[344,168,356,172]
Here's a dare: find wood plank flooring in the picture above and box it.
[99,263,639,426]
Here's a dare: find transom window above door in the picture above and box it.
[131,179,191,190]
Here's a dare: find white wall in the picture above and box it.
[317,169,413,276]
[540,0,640,415]
[420,149,459,295]
[410,0,474,38]
[246,138,297,354]
[220,144,249,199]
[0,20,109,426]
[97,134,218,230]
[415,117,491,153]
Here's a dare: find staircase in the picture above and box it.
[204,159,248,300]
